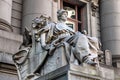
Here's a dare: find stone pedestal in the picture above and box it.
[36,64,101,80]
[36,64,116,80]
[40,46,68,75]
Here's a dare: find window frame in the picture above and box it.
[60,0,87,32]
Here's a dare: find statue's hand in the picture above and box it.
[42,44,50,50]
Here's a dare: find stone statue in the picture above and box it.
[37,9,98,64]
[13,9,101,80]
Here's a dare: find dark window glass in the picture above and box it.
[63,2,76,19]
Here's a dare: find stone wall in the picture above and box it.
[11,0,23,34]
[0,52,18,80]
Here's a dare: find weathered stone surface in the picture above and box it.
[13,0,22,4]
[13,9,101,80]
[0,0,12,24]
[0,52,14,64]
[105,50,112,66]
[0,30,23,54]
[36,63,118,80]
[36,64,101,80]
[11,0,23,33]
[100,65,114,80]
[0,63,18,80]
[1,0,120,80]
[0,72,18,80]
[22,0,52,31]
[100,0,120,57]
[114,68,120,80]
[70,63,99,76]
[41,46,67,75]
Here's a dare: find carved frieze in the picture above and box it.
[91,0,99,17]
[85,0,99,17]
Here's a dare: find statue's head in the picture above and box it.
[57,9,68,22]
[82,30,88,35]
[32,15,51,29]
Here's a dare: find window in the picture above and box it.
[60,0,87,32]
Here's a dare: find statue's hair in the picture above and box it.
[57,9,68,20]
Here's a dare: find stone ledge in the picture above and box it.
[0,62,17,75]
[0,30,23,54]
[0,52,14,64]
[0,30,22,41]
[99,65,114,80]
[36,63,116,80]
[36,64,101,80]
[70,63,99,76]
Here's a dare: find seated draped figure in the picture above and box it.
[13,9,101,80]
[37,9,100,65]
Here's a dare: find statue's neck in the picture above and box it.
[58,20,66,23]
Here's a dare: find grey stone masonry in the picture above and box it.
[36,63,116,80]
[0,30,23,54]
[36,64,101,80]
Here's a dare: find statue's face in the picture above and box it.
[60,12,68,21]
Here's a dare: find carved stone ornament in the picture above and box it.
[85,0,99,16]
[13,47,30,65]
[91,0,99,16]
[13,9,102,80]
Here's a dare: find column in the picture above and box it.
[22,0,53,31]
[0,0,12,32]
[0,0,23,79]
[90,0,100,38]
[100,0,120,61]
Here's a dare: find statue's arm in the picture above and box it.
[40,32,51,50]
[40,33,46,47]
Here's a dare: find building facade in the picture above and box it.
[0,0,120,80]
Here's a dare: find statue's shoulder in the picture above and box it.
[87,36,98,42]
[48,21,56,26]
[45,21,56,29]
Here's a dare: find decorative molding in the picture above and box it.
[85,0,99,17]
[13,47,30,65]
[0,18,13,32]
[91,0,99,17]
[0,51,14,64]
[0,62,17,75]
[0,30,23,54]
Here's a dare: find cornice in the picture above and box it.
[0,18,13,32]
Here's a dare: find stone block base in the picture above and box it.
[36,64,101,80]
